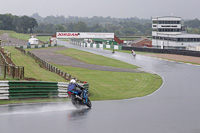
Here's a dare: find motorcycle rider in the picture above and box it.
[68,79,84,98]
[131,49,136,56]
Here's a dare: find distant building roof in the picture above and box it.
[152,16,181,19]
[156,33,200,38]
[132,38,151,43]
[129,38,152,47]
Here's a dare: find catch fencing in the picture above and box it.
[0,81,89,100]
[122,46,200,57]
[0,50,24,79]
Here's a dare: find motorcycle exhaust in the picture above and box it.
[75,95,82,100]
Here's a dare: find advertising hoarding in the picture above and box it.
[56,32,114,39]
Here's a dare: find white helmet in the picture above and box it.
[70,79,76,83]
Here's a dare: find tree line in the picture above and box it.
[32,13,152,36]
[184,19,200,34]
[1,13,200,36]
[32,13,200,36]
[0,14,38,33]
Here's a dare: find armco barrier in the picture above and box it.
[17,44,57,49]
[122,46,200,57]
[0,81,89,100]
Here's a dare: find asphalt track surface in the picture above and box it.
[1,41,200,133]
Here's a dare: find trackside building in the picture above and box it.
[152,16,200,49]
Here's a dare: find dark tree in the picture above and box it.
[29,18,38,33]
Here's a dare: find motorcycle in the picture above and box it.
[67,87,92,108]
[131,51,136,57]
[112,50,115,54]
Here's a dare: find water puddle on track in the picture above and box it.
[0,102,78,116]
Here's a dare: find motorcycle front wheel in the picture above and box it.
[86,98,92,108]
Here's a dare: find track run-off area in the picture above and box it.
[0,40,200,133]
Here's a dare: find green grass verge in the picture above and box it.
[0,30,50,42]
[3,46,66,82]
[0,75,17,81]
[52,64,162,101]
[9,32,30,41]
[9,32,50,42]
[0,98,69,105]
[55,48,138,69]
[0,46,162,103]
[36,36,51,42]
[0,30,15,35]
[119,38,139,41]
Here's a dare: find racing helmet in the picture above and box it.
[70,79,76,83]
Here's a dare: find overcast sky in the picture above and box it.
[1,0,200,19]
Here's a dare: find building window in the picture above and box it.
[153,21,157,24]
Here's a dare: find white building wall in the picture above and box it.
[152,32,181,36]
[152,16,200,48]
[197,46,200,51]
[153,39,200,47]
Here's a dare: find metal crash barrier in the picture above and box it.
[0,81,89,100]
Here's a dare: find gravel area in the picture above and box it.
[31,47,142,73]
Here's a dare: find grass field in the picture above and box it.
[9,32,50,42]
[55,48,138,69]
[0,30,15,35]
[52,64,162,101]
[3,46,66,82]
[9,32,30,40]
[0,46,163,103]
[53,48,162,100]
[0,46,68,104]
[0,30,50,42]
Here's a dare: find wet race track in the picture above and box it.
[1,41,200,133]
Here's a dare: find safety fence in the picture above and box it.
[69,40,200,57]
[15,47,84,83]
[0,81,89,100]
[70,41,122,50]
[0,50,24,79]
[17,44,57,49]
[122,46,200,57]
